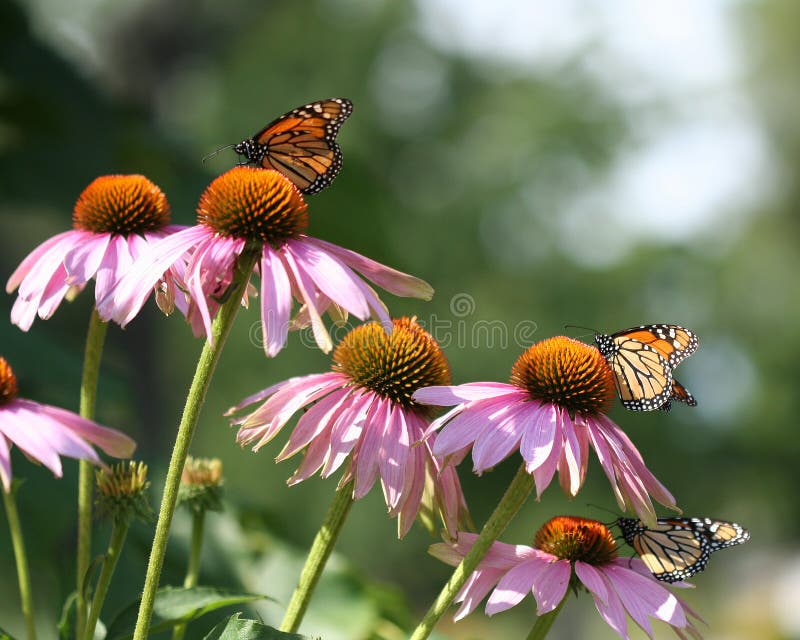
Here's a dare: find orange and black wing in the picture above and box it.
[235,98,353,194]
[659,378,697,412]
[617,517,749,582]
[595,333,673,411]
[614,324,699,368]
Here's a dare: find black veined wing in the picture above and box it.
[233,98,353,194]
[594,324,698,411]
[617,517,749,583]
[659,378,697,412]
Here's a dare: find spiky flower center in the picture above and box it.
[197,167,308,244]
[73,175,170,234]
[535,516,618,565]
[332,317,451,410]
[0,357,18,406]
[510,336,615,416]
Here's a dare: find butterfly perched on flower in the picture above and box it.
[617,516,750,582]
[594,324,699,411]
[233,98,353,195]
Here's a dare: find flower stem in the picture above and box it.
[525,596,567,640]
[76,308,108,640]
[84,521,129,640]
[132,253,257,640]
[3,484,36,640]
[171,510,206,640]
[280,482,355,633]
[409,464,535,640]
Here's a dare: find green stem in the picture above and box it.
[3,485,37,640]
[84,521,129,640]
[525,596,568,640]
[171,510,206,640]
[280,482,355,633]
[132,252,257,640]
[409,464,535,640]
[77,309,108,640]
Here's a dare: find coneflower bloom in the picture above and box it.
[0,357,135,491]
[431,516,703,640]
[105,167,433,356]
[6,174,183,330]
[228,317,468,537]
[413,336,676,524]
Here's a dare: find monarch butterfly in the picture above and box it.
[617,516,750,582]
[594,324,699,411]
[233,98,353,194]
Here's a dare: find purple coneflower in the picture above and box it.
[228,317,468,537]
[0,356,135,491]
[431,516,703,639]
[413,336,676,524]
[105,167,433,356]
[7,174,184,330]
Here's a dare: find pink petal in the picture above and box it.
[277,389,350,460]
[6,230,74,293]
[260,246,292,357]
[531,424,562,499]
[518,402,558,470]
[453,568,506,621]
[432,396,513,460]
[0,405,64,475]
[287,422,334,484]
[14,232,80,299]
[94,234,134,303]
[471,404,527,472]
[485,560,539,615]
[531,559,571,614]
[63,233,111,286]
[353,398,390,499]
[286,240,370,318]
[558,412,584,496]
[413,383,521,406]
[0,435,12,492]
[395,442,425,537]
[322,391,373,477]
[575,561,610,605]
[281,247,332,353]
[33,402,136,458]
[304,237,434,299]
[225,377,296,416]
[605,564,687,631]
[379,405,410,510]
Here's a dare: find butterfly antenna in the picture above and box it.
[202,143,236,164]
[564,324,599,339]
[585,502,620,526]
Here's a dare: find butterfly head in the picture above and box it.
[233,139,265,164]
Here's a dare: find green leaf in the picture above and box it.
[105,586,271,640]
[0,626,19,640]
[202,613,313,640]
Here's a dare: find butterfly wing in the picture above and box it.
[238,98,353,194]
[659,378,697,412]
[618,517,749,582]
[615,324,699,368]
[596,334,673,411]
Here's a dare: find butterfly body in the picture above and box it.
[617,516,749,582]
[234,98,353,195]
[595,324,699,411]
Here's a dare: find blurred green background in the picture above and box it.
[1,0,798,638]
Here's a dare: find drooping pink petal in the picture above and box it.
[471,404,527,472]
[531,559,571,614]
[396,441,425,537]
[287,422,335,485]
[225,378,297,416]
[286,240,370,319]
[0,434,12,492]
[281,247,332,353]
[605,564,687,631]
[531,429,562,499]
[33,401,136,458]
[575,561,610,605]
[453,568,506,621]
[260,245,292,356]
[379,405,410,510]
[413,383,521,406]
[0,404,64,476]
[6,230,74,293]
[485,560,539,615]
[519,402,558,471]
[322,391,373,477]
[304,237,434,300]
[353,398,390,499]
[63,232,111,286]
[106,225,213,325]
[432,396,513,460]
[277,389,350,461]
[558,412,584,497]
